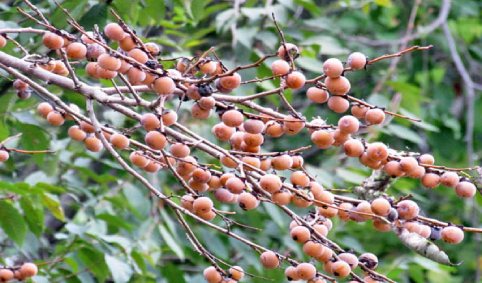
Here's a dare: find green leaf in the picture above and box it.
[161,263,187,283]
[375,0,393,7]
[42,193,65,221]
[20,195,44,236]
[0,200,27,246]
[385,124,423,145]
[78,247,109,282]
[79,4,108,30]
[159,225,185,260]
[105,254,133,283]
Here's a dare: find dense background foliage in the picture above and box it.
[0,0,481,282]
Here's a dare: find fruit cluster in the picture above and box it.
[0,7,479,283]
[0,263,38,282]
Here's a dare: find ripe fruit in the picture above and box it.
[0,35,6,48]
[192,168,211,183]
[260,251,279,269]
[370,198,391,216]
[212,123,235,141]
[167,144,188,160]
[225,177,245,194]
[455,181,476,198]
[51,60,68,76]
[110,133,130,149]
[290,226,311,243]
[286,71,306,89]
[327,96,350,113]
[42,32,64,49]
[84,136,103,152]
[130,151,149,168]
[350,201,372,222]
[243,119,265,134]
[193,197,213,214]
[238,192,259,210]
[259,174,282,193]
[37,102,53,118]
[383,160,404,177]
[373,218,391,232]
[315,246,333,263]
[86,62,99,78]
[144,161,161,173]
[307,87,329,103]
[145,131,167,150]
[153,77,176,95]
[303,241,324,258]
[198,210,216,221]
[203,266,222,283]
[337,202,353,221]
[421,173,440,188]
[323,58,344,78]
[440,171,459,188]
[0,268,14,281]
[408,165,426,179]
[290,171,310,187]
[419,153,435,165]
[291,155,304,168]
[145,42,161,55]
[19,262,38,278]
[97,54,121,71]
[141,113,160,131]
[229,266,244,281]
[396,200,419,220]
[46,111,65,126]
[119,36,136,51]
[96,66,118,79]
[359,253,378,270]
[338,252,359,269]
[311,130,334,149]
[441,226,464,244]
[191,103,211,119]
[243,133,264,147]
[222,110,244,127]
[351,104,368,118]
[0,150,9,162]
[296,263,316,280]
[366,142,388,161]
[68,125,87,141]
[219,73,241,90]
[272,190,292,205]
[271,154,293,170]
[265,121,284,137]
[66,42,87,59]
[343,139,364,157]
[127,67,146,85]
[104,23,126,41]
[161,110,178,126]
[277,43,299,60]
[86,43,106,60]
[128,48,149,64]
[324,76,350,95]
[271,59,290,76]
[338,115,359,134]
[285,266,300,281]
[365,108,385,125]
[199,60,217,75]
[391,158,413,175]
[283,116,305,135]
[13,79,28,91]
[181,194,194,211]
[347,52,367,70]
[330,261,351,278]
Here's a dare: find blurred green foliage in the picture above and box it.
[0,0,481,282]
